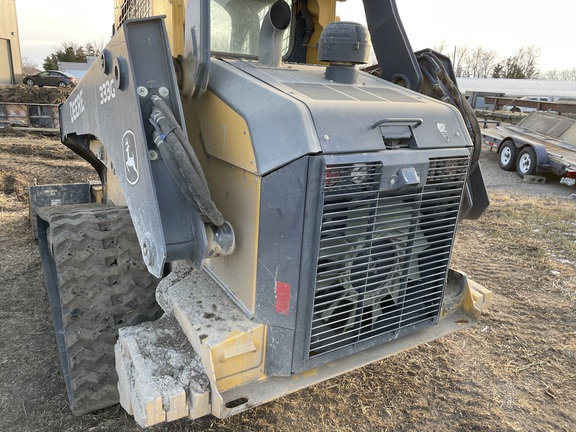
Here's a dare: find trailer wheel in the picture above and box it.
[516,147,537,178]
[36,205,162,415]
[498,141,517,171]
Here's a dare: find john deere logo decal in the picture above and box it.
[436,122,450,143]
[123,130,139,185]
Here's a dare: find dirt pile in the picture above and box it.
[0,84,73,104]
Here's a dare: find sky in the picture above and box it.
[16,0,114,67]
[15,0,575,73]
[338,0,575,73]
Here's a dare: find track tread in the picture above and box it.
[44,205,162,415]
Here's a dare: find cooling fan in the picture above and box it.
[310,201,430,355]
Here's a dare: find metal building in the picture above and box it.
[0,0,23,84]
[457,77,576,109]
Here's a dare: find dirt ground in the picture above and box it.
[1,132,575,432]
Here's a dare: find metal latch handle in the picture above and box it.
[371,118,423,129]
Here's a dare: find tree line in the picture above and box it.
[435,42,576,81]
[42,40,105,71]
[29,40,576,81]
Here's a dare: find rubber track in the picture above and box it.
[44,205,162,415]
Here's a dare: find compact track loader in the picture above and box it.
[30,0,492,427]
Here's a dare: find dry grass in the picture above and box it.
[487,194,576,264]
[1,134,575,431]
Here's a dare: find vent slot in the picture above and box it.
[308,156,468,359]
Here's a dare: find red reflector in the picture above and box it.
[567,171,576,179]
[325,165,340,187]
[275,282,290,315]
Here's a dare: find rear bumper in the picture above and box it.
[220,268,491,418]
[116,266,491,427]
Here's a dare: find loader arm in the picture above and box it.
[362,0,423,91]
[60,16,232,277]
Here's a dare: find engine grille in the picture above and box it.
[308,156,469,358]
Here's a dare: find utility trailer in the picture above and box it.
[482,111,576,186]
[483,96,576,117]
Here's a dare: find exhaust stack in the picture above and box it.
[258,0,291,67]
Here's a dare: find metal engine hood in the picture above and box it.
[225,58,473,156]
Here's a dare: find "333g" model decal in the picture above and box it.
[99,79,116,105]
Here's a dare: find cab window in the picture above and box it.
[210,0,292,57]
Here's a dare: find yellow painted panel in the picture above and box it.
[196,91,257,174]
[151,0,185,55]
[211,325,266,391]
[89,139,125,206]
[181,96,261,314]
[305,0,338,64]
[204,162,260,313]
[114,0,184,55]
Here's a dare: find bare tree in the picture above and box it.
[559,69,576,81]
[445,46,498,78]
[542,70,561,80]
[515,45,540,78]
[85,38,106,57]
[492,45,541,79]
[544,69,576,81]
[466,47,481,78]
[21,57,40,76]
[57,41,85,56]
[367,40,551,81]
[449,46,469,77]
[432,41,449,55]
[478,48,498,78]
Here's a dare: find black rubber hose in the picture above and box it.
[418,52,482,171]
[152,130,202,218]
[151,96,208,186]
[150,105,224,227]
[437,68,482,171]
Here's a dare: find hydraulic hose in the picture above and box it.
[440,70,482,171]
[149,96,224,227]
[151,96,208,185]
[417,51,482,172]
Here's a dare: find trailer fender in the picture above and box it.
[521,143,550,173]
[497,137,517,151]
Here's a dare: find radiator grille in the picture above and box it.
[308,157,469,358]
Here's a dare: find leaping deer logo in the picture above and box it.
[122,130,139,185]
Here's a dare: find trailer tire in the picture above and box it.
[516,147,537,178]
[498,141,517,171]
[37,205,162,415]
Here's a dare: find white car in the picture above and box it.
[504,96,553,113]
